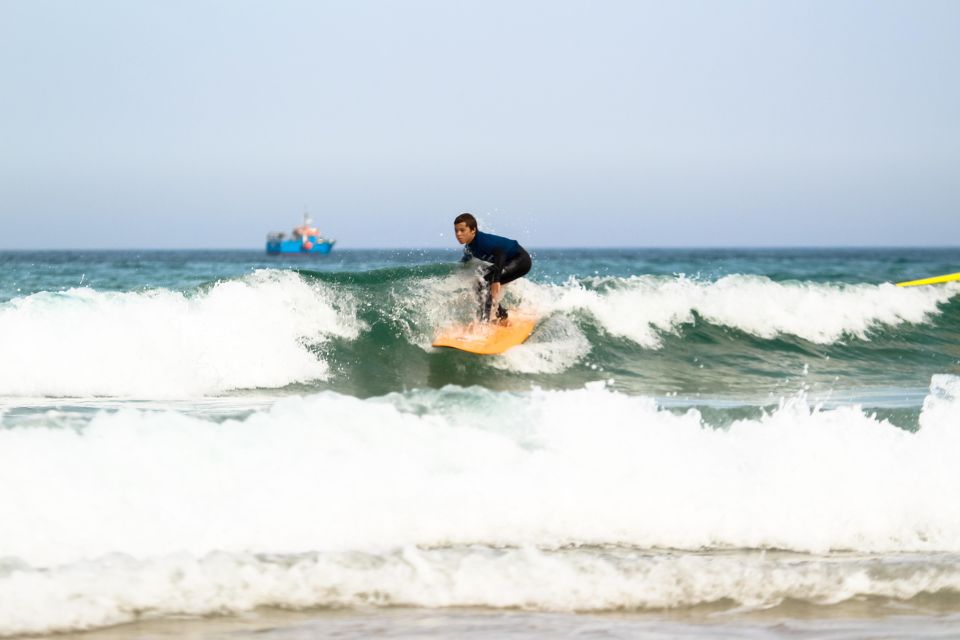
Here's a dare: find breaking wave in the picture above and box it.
[0,270,361,397]
[0,267,956,396]
[2,375,960,633]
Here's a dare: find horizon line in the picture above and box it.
[1,245,960,252]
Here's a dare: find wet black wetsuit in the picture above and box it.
[461,230,532,320]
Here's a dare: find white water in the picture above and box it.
[2,374,960,634]
[522,274,958,348]
[3,548,960,637]
[0,270,361,397]
[9,377,960,565]
[1,377,960,618]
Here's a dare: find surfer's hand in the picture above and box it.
[490,282,501,300]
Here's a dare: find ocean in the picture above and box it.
[1,247,959,639]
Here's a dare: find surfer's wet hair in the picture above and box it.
[454,213,477,230]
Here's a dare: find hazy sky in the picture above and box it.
[1,0,958,249]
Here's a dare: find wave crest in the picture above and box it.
[0,270,361,397]
[528,275,958,348]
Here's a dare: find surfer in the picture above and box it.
[453,212,532,322]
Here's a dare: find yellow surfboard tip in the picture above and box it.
[895,272,960,287]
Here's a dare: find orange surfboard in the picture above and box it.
[432,315,537,355]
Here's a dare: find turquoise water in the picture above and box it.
[1,248,960,637]
[4,247,959,296]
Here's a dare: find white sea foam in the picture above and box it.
[3,548,960,636]
[2,376,960,634]
[2,377,960,565]
[0,270,361,397]
[527,275,958,348]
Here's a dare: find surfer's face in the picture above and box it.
[454,222,476,244]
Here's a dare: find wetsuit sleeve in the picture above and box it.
[460,248,471,263]
[489,247,506,282]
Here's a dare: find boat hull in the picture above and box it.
[266,239,335,255]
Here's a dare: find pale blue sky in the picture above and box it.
[1,0,958,249]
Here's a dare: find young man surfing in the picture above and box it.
[453,212,532,322]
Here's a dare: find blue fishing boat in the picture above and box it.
[266,211,336,255]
